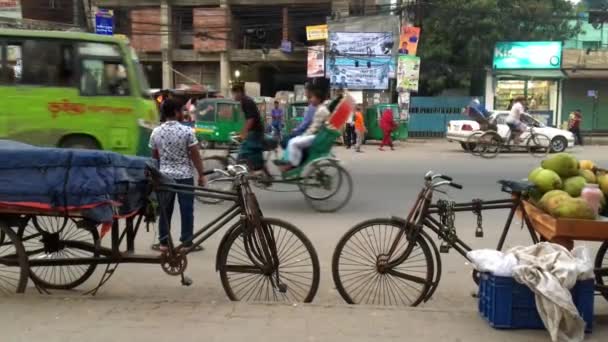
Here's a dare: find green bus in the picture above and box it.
[0,29,158,156]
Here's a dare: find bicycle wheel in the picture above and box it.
[478,131,502,159]
[332,218,433,306]
[20,216,99,290]
[526,133,551,158]
[198,156,230,204]
[0,220,28,294]
[466,131,483,156]
[299,160,353,213]
[218,217,320,303]
[594,241,608,301]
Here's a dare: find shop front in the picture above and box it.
[485,41,566,127]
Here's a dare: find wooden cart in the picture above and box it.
[522,200,608,300]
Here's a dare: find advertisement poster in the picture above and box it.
[328,32,394,56]
[398,26,420,56]
[307,46,325,78]
[306,25,328,41]
[327,56,392,90]
[398,92,410,120]
[397,55,420,92]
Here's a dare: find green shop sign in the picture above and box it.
[493,41,562,70]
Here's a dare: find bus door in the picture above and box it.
[75,42,136,151]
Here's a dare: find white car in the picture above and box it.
[446,111,575,153]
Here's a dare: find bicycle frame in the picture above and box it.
[384,179,539,271]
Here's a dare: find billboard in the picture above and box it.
[397,55,420,92]
[398,26,420,56]
[307,46,325,78]
[493,41,562,70]
[328,32,394,56]
[327,56,392,90]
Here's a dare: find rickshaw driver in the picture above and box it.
[231,83,266,173]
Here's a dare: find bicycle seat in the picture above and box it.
[497,180,534,194]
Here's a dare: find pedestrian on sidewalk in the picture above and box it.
[150,98,206,252]
[568,109,583,146]
[379,108,396,151]
[354,105,366,153]
[344,112,355,149]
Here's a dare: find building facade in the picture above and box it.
[92,0,393,96]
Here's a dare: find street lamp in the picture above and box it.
[234,70,241,81]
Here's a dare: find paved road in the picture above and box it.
[2,141,608,341]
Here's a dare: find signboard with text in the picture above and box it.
[95,9,114,36]
[327,56,392,90]
[306,25,328,41]
[0,0,21,19]
[329,32,394,56]
[493,41,562,70]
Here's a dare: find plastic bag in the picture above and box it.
[572,246,594,280]
[466,249,518,277]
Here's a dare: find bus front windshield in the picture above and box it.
[130,46,150,97]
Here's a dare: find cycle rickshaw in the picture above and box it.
[0,141,320,302]
[202,95,356,213]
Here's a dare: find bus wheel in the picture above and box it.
[59,136,100,150]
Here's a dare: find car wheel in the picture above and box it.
[550,136,567,153]
[460,142,471,151]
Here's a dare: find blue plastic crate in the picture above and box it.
[478,273,594,332]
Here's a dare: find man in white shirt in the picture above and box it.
[506,96,527,144]
[150,98,206,252]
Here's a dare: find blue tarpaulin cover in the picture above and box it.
[0,140,151,223]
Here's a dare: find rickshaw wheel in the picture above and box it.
[0,220,29,294]
[299,160,353,213]
[20,216,99,290]
[594,241,608,301]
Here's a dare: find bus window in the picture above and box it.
[1,40,75,86]
[78,42,130,96]
[80,59,130,96]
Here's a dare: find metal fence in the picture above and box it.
[408,96,481,137]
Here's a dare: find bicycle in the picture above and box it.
[331,171,541,306]
[473,125,551,159]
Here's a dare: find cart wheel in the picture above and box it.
[218,218,320,303]
[594,241,608,301]
[526,133,551,158]
[466,131,483,156]
[0,220,29,294]
[198,156,230,205]
[20,216,99,290]
[299,160,353,213]
[478,131,502,159]
[332,218,433,306]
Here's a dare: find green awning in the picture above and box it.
[493,69,567,79]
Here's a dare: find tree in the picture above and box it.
[415,0,581,96]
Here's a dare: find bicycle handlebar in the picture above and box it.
[425,171,463,190]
